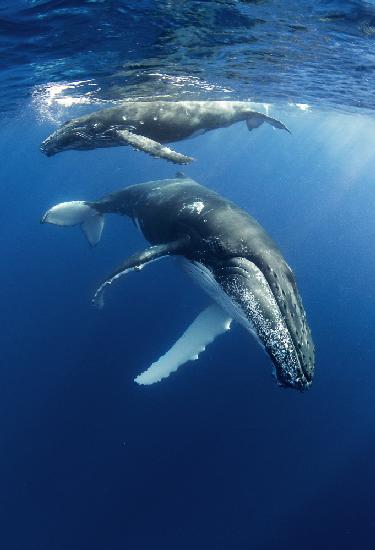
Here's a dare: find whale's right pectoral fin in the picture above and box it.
[93,237,189,308]
[116,129,194,164]
[135,304,232,385]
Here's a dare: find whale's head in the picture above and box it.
[40,117,115,156]
[186,256,314,391]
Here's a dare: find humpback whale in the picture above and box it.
[41,176,314,390]
[40,100,290,164]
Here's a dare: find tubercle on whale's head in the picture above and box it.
[188,256,314,391]
[215,257,314,390]
[40,117,110,156]
[41,119,81,156]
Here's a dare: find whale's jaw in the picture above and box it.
[40,132,58,156]
[40,123,79,156]
[184,258,314,391]
[40,118,107,156]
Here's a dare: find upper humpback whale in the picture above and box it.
[41,176,314,390]
[40,100,290,164]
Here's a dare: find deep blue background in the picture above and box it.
[1,106,375,549]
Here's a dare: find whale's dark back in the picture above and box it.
[96,177,279,253]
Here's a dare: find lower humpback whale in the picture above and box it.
[42,176,314,390]
[40,100,290,164]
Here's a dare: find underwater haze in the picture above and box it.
[1,1,375,549]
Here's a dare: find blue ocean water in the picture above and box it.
[1,1,375,549]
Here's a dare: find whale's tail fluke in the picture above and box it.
[246,113,291,134]
[41,201,104,246]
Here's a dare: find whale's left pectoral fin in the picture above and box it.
[135,304,232,385]
[116,129,194,164]
[93,237,189,308]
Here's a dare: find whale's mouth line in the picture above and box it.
[40,136,55,155]
[221,258,312,388]
[184,256,310,390]
[40,127,121,155]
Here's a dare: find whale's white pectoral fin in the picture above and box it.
[116,129,194,165]
[135,304,232,385]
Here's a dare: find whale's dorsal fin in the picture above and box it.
[135,304,232,385]
[93,237,190,308]
[116,129,194,165]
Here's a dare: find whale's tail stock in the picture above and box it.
[41,201,104,246]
